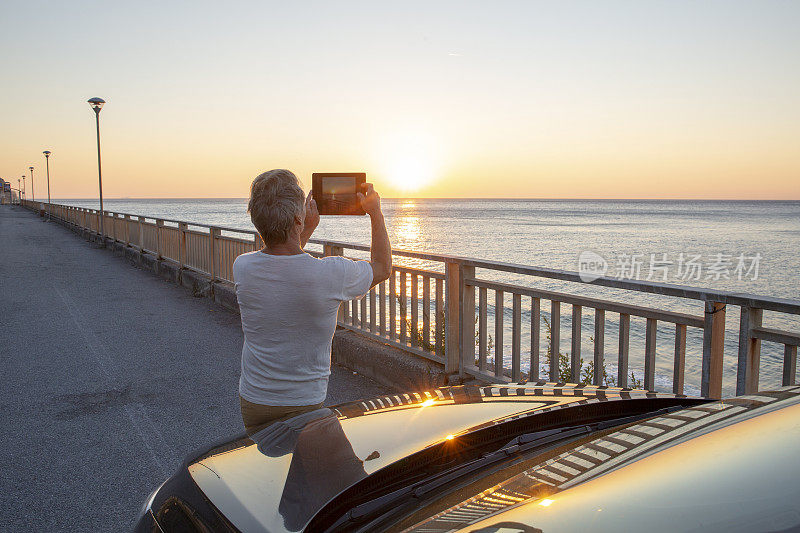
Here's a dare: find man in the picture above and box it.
[233,169,391,434]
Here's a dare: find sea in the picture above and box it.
[56,198,800,396]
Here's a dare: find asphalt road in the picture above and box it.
[0,205,390,532]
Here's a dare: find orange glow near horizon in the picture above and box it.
[2,3,799,200]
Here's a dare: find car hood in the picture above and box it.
[186,383,684,533]
[407,386,800,533]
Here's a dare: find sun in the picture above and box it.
[383,155,434,193]
[374,130,443,195]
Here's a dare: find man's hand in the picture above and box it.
[358,183,382,218]
[303,190,320,233]
[300,190,319,247]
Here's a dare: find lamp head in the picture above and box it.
[88,97,105,113]
[29,166,34,171]
[43,150,51,157]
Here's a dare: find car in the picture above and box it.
[135,382,800,532]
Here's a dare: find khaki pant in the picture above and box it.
[240,396,324,435]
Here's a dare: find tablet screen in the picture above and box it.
[323,176,357,195]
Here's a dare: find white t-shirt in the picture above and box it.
[233,251,373,406]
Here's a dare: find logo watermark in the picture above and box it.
[577,251,761,282]
[578,250,609,282]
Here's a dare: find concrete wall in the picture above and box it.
[48,211,452,393]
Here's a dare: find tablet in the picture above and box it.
[312,173,366,215]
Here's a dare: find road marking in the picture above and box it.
[55,286,174,476]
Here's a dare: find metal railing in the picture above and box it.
[22,200,800,398]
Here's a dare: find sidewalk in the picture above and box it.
[0,205,390,531]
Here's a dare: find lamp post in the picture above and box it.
[29,166,34,202]
[43,150,52,219]
[18,178,21,203]
[88,97,106,241]
[22,175,25,202]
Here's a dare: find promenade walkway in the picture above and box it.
[0,205,390,531]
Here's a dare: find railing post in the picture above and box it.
[379,281,387,336]
[459,265,476,376]
[593,309,605,386]
[422,276,431,347]
[530,297,540,381]
[399,272,407,340]
[736,306,763,395]
[673,323,687,395]
[644,318,657,391]
[124,215,131,246]
[617,313,631,389]
[209,227,220,281]
[701,301,726,399]
[495,290,504,378]
[550,301,561,381]
[478,288,488,371]
[512,293,522,381]
[156,219,164,259]
[445,260,462,374]
[784,345,798,386]
[178,222,188,269]
[389,271,397,340]
[570,305,582,383]
[324,244,346,322]
[138,216,145,251]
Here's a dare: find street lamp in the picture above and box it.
[88,97,106,241]
[29,166,34,202]
[22,175,25,201]
[43,150,52,219]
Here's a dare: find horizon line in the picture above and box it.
[48,196,800,202]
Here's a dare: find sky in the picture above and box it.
[1,0,799,200]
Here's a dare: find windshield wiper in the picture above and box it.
[329,424,590,531]
[499,405,684,453]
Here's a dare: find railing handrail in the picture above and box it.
[24,200,800,315]
[22,199,800,397]
[460,258,800,315]
[313,239,800,315]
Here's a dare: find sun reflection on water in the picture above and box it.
[390,199,429,270]
[396,216,422,247]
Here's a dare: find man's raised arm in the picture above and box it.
[358,183,392,287]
